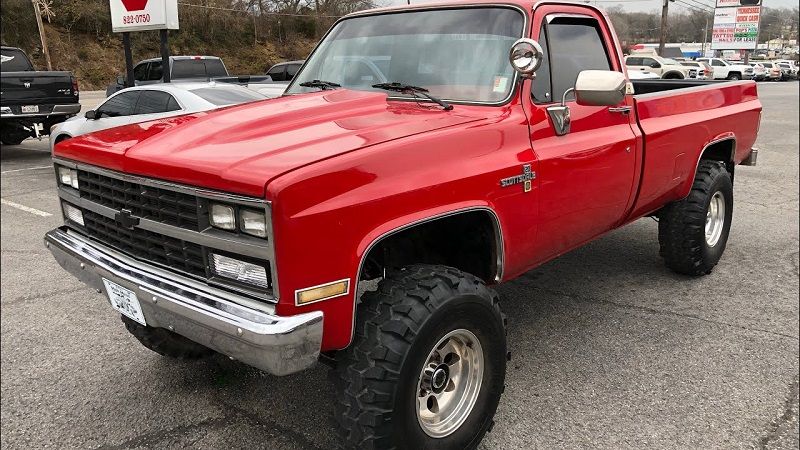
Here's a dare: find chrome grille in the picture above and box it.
[82,210,208,277]
[78,170,201,230]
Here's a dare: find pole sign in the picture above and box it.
[110,0,179,32]
[711,0,761,50]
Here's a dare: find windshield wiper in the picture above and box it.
[371,82,453,111]
[299,80,341,90]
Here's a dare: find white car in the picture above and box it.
[696,57,754,80]
[50,82,266,149]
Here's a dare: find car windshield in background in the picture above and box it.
[190,87,265,106]
[286,7,525,103]
[0,49,34,72]
[173,59,228,79]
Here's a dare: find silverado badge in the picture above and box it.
[500,164,535,192]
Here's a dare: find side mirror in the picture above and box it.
[85,110,97,120]
[508,38,544,78]
[573,70,627,107]
[650,62,661,69]
[116,75,126,86]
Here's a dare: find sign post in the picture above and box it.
[711,0,762,59]
[109,0,179,84]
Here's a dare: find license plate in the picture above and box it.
[21,105,39,113]
[102,278,146,326]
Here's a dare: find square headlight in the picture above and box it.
[209,203,236,230]
[57,166,79,189]
[210,253,269,289]
[239,208,267,238]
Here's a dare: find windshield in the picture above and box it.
[286,7,525,103]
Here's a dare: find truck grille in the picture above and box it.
[82,210,207,278]
[78,170,200,231]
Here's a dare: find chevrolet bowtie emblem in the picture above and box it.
[115,209,140,230]
[500,164,535,192]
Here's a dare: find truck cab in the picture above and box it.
[46,2,761,448]
[697,57,755,80]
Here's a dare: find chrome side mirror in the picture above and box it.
[509,38,544,78]
[574,70,627,106]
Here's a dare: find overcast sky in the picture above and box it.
[385,0,797,13]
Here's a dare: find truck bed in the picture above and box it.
[629,80,761,218]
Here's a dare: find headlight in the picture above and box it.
[239,208,267,238]
[57,166,79,189]
[210,253,269,289]
[209,203,236,230]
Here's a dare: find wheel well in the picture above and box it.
[359,210,502,284]
[54,134,71,145]
[701,139,735,172]
[662,71,684,79]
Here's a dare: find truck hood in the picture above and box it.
[55,89,486,197]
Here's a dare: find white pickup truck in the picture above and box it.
[625,54,699,80]
[697,57,754,80]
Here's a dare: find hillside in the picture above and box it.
[0,0,329,90]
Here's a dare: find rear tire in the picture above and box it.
[727,73,741,80]
[121,316,215,359]
[333,265,507,449]
[658,160,733,276]
[1,136,25,145]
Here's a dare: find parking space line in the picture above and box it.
[1,199,52,217]
[1,165,52,174]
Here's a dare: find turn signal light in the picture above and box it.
[295,279,350,306]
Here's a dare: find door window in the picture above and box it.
[267,65,286,81]
[641,57,658,68]
[711,59,725,67]
[133,63,149,82]
[134,90,179,114]
[543,16,612,102]
[626,57,643,66]
[148,61,164,81]
[98,91,140,117]
[286,64,301,80]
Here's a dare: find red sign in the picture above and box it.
[120,0,147,11]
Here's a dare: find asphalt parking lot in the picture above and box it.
[1,83,798,449]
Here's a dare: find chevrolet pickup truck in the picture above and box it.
[1,46,80,145]
[45,2,761,448]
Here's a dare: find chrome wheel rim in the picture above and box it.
[705,191,726,247]
[416,329,484,438]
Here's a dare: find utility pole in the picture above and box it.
[659,0,669,56]
[701,14,709,57]
[31,0,52,71]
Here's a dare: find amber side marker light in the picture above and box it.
[295,279,350,306]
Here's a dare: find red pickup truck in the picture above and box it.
[46,1,761,448]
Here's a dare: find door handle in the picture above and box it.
[609,106,632,115]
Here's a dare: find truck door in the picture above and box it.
[526,8,639,260]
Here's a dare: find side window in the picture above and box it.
[133,63,148,82]
[712,59,725,67]
[532,25,552,103]
[641,57,657,67]
[166,96,181,111]
[204,59,228,78]
[267,65,285,81]
[286,64,301,80]
[545,17,612,102]
[98,91,140,117]
[626,57,642,66]
[148,61,164,81]
[133,90,175,114]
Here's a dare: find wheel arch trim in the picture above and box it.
[350,205,505,345]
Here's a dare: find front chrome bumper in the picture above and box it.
[44,227,323,376]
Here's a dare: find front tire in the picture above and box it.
[658,160,733,275]
[333,265,507,449]
[727,72,741,80]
